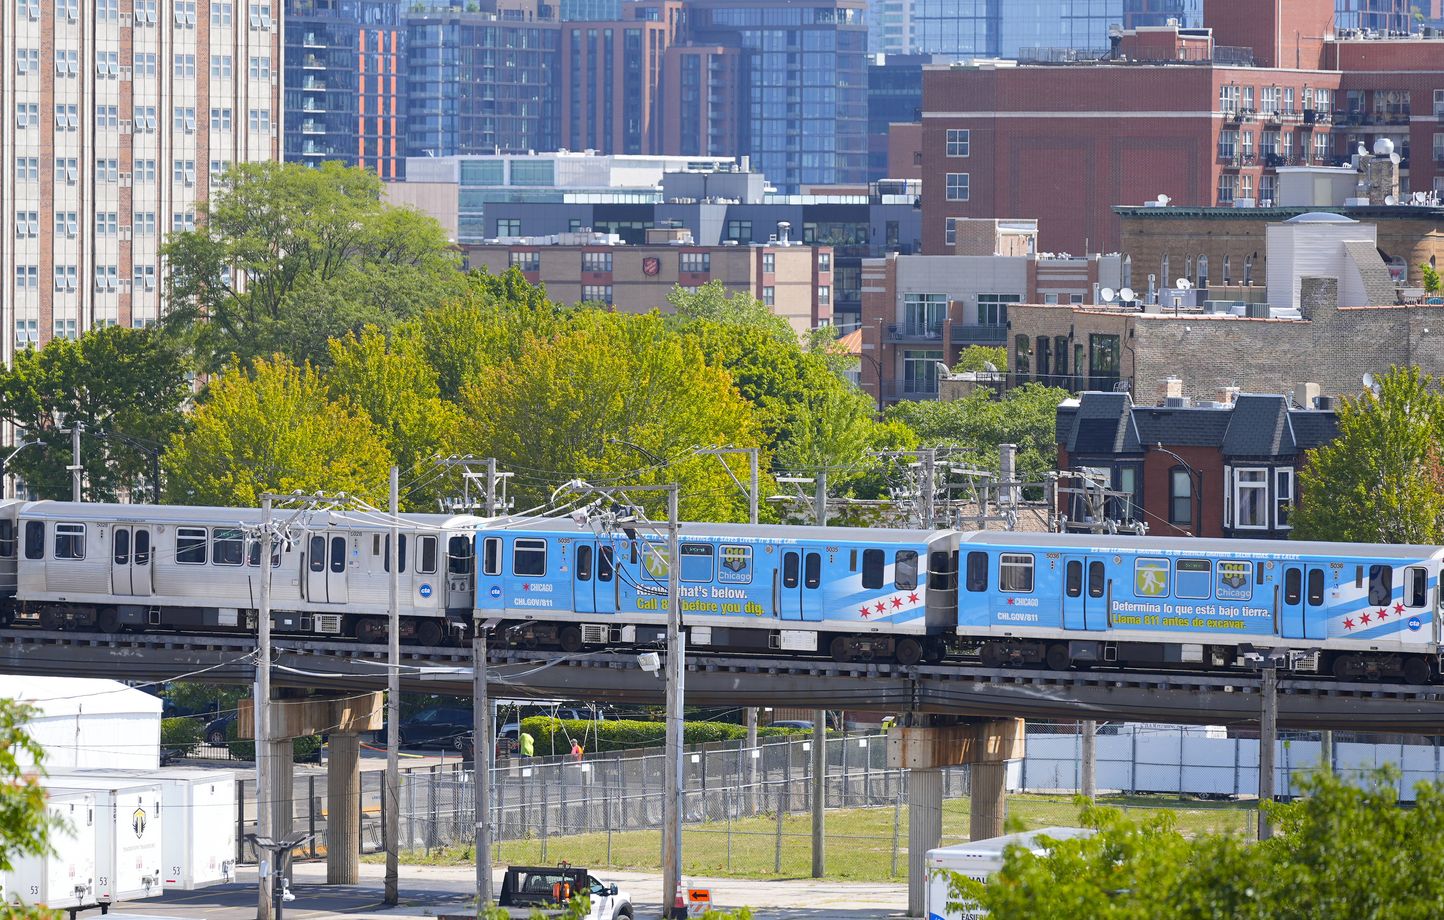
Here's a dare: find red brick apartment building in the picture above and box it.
[920,0,1444,254]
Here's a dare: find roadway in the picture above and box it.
[2,629,1443,731]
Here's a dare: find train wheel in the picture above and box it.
[923,640,945,664]
[38,609,64,631]
[980,642,1007,669]
[414,620,443,648]
[1403,656,1432,686]
[558,625,583,653]
[95,609,122,635]
[356,617,387,644]
[830,636,852,663]
[1045,643,1070,671]
[894,638,923,667]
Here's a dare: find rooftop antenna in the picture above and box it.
[1176,277,1193,290]
[1119,287,1136,304]
[1100,287,1116,303]
[1156,193,1171,207]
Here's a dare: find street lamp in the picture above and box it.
[246,831,316,920]
[1153,443,1203,537]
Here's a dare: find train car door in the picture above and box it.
[573,541,598,614]
[778,550,802,620]
[305,531,350,603]
[1279,565,1328,639]
[110,525,152,596]
[1062,556,1107,631]
[327,533,350,603]
[801,549,824,620]
[595,544,617,614]
[1304,566,1329,639]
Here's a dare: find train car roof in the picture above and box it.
[958,529,1442,559]
[19,501,488,530]
[488,516,949,544]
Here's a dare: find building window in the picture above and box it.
[818,285,830,305]
[946,128,970,157]
[762,253,775,273]
[1113,466,1140,522]
[1088,334,1120,387]
[582,251,612,273]
[818,252,831,273]
[1275,468,1293,530]
[726,219,751,241]
[1219,84,1239,114]
[1232,468,1269,529]
[1014,335,1030,374]
[762,286,774,306]
[903,293,947,337]
[1217,174,1237,205]
[977,293,1018,326]
[581,285,613,305]
[945,173,970,202]
[496,218,520,237]
[1169,467,1193,527]
[680,252,711,273]
[508,251,539,272]
[903,350,943,396]
[944,218,957,248]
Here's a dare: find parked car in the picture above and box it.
[398,707,473,750]
[205,713,236,745]
[498,864,632,920]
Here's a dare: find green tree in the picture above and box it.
[1421,261,1441,295]
[666,281,793,342]
[161,356,392,507]
[1292,366,1444,543]
[163,161,464,370]
[886,383,1070,486]
[459,311,767,522]
[0,700,60,920]
[952,345,1008,374]
[0,326,188,501]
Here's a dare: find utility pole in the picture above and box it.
[814,470,828,526]
[384,467,400,905]
[921,448,936,528]
[474,621,494,906]
[256,494,273,920]
[747,450,758,528]
[1258,663,1278,841]
[485,458,498,517]
[1081,720,1097,800]
[662,484,684,918]
[811,710,826,877]
[69,422,82,502]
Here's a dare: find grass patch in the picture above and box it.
[368,794,1255,882]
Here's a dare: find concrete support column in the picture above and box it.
[326,732,361,884]
[969,761,1007,842]
[906,767,943,918]
[264,738,295,843]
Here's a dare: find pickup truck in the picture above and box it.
[497,864,633,920]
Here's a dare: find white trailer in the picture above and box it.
[925,827,1093,920]
[7,789,97,912]
[42,776,164,904]
[57,768,235,890]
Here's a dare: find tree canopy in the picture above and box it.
[0,700,60,919]
[1291,366,1444,543]
[886,383,1069,486]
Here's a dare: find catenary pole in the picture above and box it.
[384,467,401,904]
[70,422,82,502]
[474,621,493,905]
[256,494,273,920]
[662,485,684,917]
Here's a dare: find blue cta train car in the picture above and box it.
[474,518,959,664]
[955,532,1443,682]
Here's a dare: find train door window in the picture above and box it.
[1284,568,1301,605]
[450,536,472,575]
[1065,560,1082,598]
[1406,567,1428,608]
[999,553,1034,593]
[0,520,15,558]
[598,546,614,582]
[329,536,346,573]
[22,521,41,560]
[134,529,150,566]
[680,543,715,583]
[514,538,547,577]
[804,552,822,589]
[576,545,593,582]
[383,535,408,573]
[308,535,325,572]
[1368,565,1393,606]
[964,551,988,592]
[894,551,919,590]
[54,523,85,560]
[1307,569,1325,606]
[177,527,208,564]
[212,528,244,566]
[782,551,800,589]
[1087,561,1106,598]
[417,536,438,575]
[481,537,502,576]
[113,528,130,565]
[861,549,885,589]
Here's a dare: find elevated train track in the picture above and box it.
[2,631,1444,732]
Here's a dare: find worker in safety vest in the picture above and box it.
[570,740,584,761]
[519,731,535,758]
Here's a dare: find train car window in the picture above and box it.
[804,552,822,589]
[576,545,593,582]
[514,538,547,577]
[1307,569,1326,606]
[598,546,614,582]
[849,550,857,572]
[23,522,43,560]
[177,526,208,565]
[1407,567,1427,608]
[53,523,85,560]
[1284,568,1301,604]
[782,551,800,589]
[895,551,919,591]
[1175,559,1212,600]
[862,549,885,589]
[134,529,150,566]
[1087,561,1106,598]
[964,552,987,592]
[383,535,409,573]
[680,543,715,583]
[418,536,438,575]
[247,538,281,567]
[448,536,471,575]
[1065,560,1082,598]
[113,528,130,565]
[213,528,244,566]
[0,520,14,558]
[329,536,346,574]
[1355,566,1363,589]
[308,535,325,572]
[1256,562,1265,584]
[999,554,1034,593]
[1368,565,1393,606]
[481,537,502,576]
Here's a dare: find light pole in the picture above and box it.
[1153,443,1203,537]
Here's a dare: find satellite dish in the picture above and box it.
[1414,191,1428,205]
[1363,372,1380,394]
[1386,195,1398,206]
[1390,153,1402,166]
[1100,287,1116,302]
[1119,287,1136,303]
[983,361,999,373]
[1175,277,1193,291]
[934,362,953,379]
[1156,194,1171,206]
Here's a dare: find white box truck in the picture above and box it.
[43,776,164,904]
[925,827,1093,920]
[58,768,235,890]
[7,789,97,912]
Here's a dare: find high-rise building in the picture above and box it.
[1336,0,1415,31]
[867,54,928,181]
[868,0,913,54]
[559,7,674,154]
[662,44,743,157]
[283,0,405,177]
[1,0,280,355]
[913,0,1202,57]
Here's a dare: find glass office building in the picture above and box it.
[914,0,1201,57]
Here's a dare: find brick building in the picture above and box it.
[1056,391,1338,539]
[462,231,833,333]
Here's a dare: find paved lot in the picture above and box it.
[102,861,908,919]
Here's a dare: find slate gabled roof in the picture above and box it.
[1065,392,1142,455]
[1057,393,1339,458]
[1221,394,1295,457]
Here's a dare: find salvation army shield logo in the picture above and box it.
[132,806,147,839]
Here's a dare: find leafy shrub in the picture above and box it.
[517,717,805,755]
[160,717,202,755]
[225,717,322,763]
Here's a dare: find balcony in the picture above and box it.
[885,321,944,343]
[882,379,938,402]
[950,323,1006,346]
[302,55,326,69]
[301,77,327,92]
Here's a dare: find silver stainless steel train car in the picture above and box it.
[7,502,482,644]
